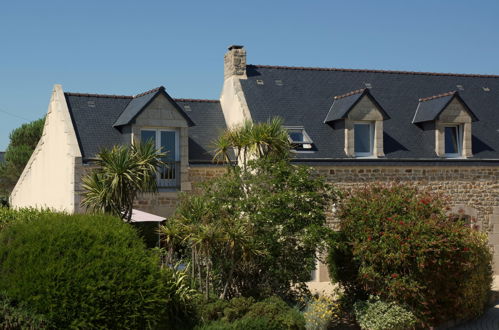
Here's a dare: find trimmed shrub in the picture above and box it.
[0,212,185,329]
[328,184,493,326]
[0,207,50,232]
[353,296,417,330]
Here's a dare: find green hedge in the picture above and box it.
[0,212,174,329]
[328,184,492,326]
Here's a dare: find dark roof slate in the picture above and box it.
[240,65,499,160]
[65,90,223,162]
[65,94,132,159]
[175,100,226,161]
[413,91,478,123]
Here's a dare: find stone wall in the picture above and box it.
[132,165,228,217]
[311,164,499,278]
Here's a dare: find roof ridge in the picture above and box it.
[334,88,366,100]
[249,64,499,79]
[64,92,133,99]
[133,86,165,98]
[174,98,219,103]
[419,91,456,102]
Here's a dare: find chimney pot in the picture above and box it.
[228,45,244,51]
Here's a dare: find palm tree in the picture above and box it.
[213,117,291,167]
[81,141,165,222]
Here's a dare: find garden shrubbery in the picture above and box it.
[0,212,195,329]
[328,184,493,326]
[353,296,417,330]
[197,296,305,329]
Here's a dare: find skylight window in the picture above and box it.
[483,87,490,92]
[364,82,372,89]
[456,84,464,91]
[87,101,95,108]
[183,105,191,111]
[256,79,264,85]
[275,80,283,86]
[285,127,313,151]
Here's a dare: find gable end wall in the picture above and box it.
[10,85,82,212]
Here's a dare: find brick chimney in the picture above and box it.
[224,45,246,79]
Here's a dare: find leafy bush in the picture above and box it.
[0,212,193,329]
[304,295,341,330]
[163,157,337,300]
[353,296,417,330]
[0,293,48,329]
[198,296,305,330]
[328,184,493,325]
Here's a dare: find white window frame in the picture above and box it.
[284,126,314,152]
[353,121,374,157]
[140,128,179,161]
[443,124,463,158]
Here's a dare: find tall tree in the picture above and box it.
[81,142,165,222]
[162,118,338,300]
[0,117,45,195]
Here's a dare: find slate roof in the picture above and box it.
[240,65,499,161]
[65,90,223,162]
[412,91,478,124]
[324,88,389,123]
[175,99,227,162]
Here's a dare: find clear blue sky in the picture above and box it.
[1,0,499,150]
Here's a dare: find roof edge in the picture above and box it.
[249,64,499,79]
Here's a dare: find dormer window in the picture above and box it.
[324,89,389,158]
[285,127,313,151]
[354,122,374,157]
[444,125,463,157]
[413,91,478,159]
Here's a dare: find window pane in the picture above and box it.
[161,131,176,161]
[445,126,459,154]
[289,131,304,142]
[354,124,371,154]
[141,130,156,145]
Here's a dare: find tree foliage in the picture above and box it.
[81,141,164,221]
[0,117,45,194]
[162,118,337,300]
[328,184,492,326]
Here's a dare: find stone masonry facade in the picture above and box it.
[314,164,499,276]
[77,160,499,277]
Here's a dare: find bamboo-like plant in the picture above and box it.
[81,141,165,222]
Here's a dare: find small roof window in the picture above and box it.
[183,105,191,111]
[275,80,283,86]
[256,79,264,85]
[285,126,314,151]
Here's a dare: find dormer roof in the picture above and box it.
[412,91,478,124]
[324,88,389,123]
[113,86,195,127]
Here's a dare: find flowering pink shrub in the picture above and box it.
[327,184,492,326]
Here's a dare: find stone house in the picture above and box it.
[10,46,499,281]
